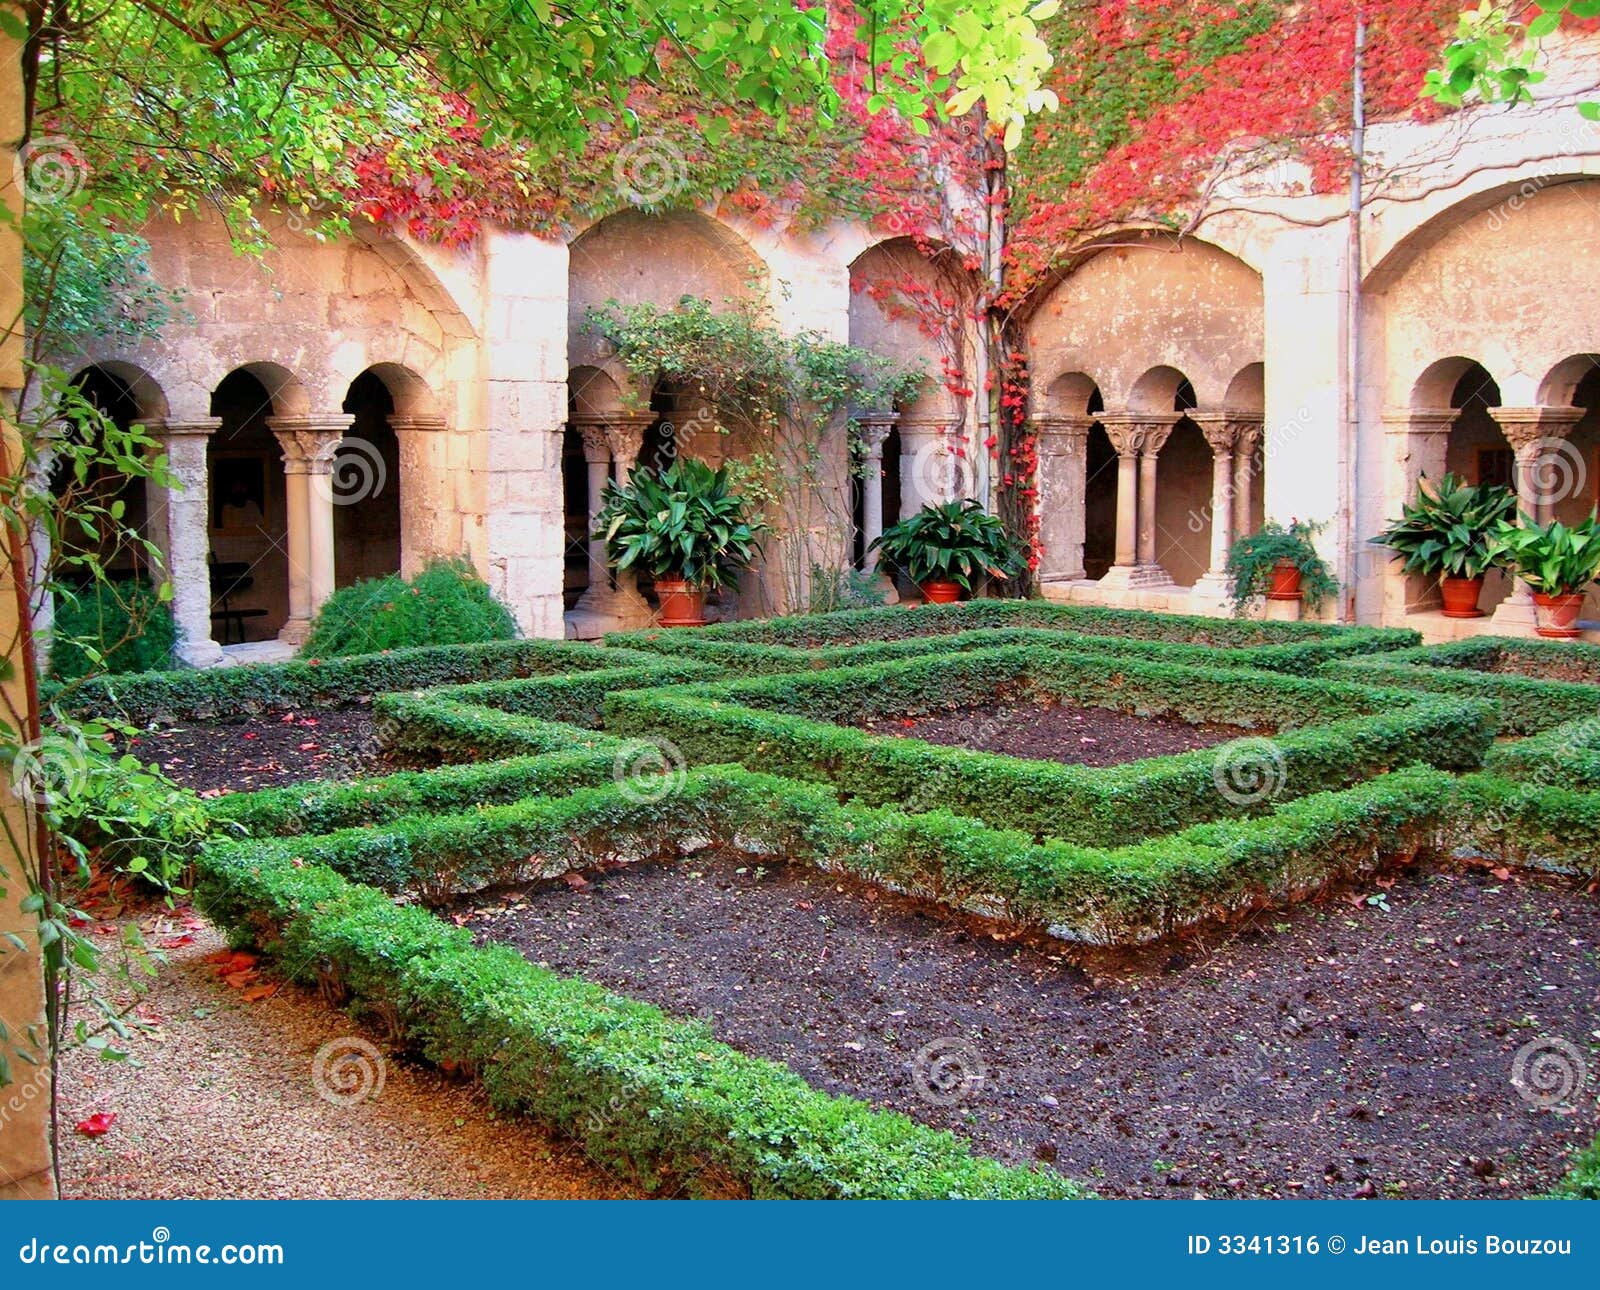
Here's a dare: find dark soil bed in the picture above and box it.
[124,707,401,794]
[859,701,1258,767]
[1477,658,1600,685]
[465,854,1600,1199]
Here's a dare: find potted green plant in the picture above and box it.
[1368,473,1516,618]
[1487,512,1600,639]
[869,500,1021,603]
[594,457,766,627]
[1226,519,1339,617]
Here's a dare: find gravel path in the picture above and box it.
[58,910,640,1200]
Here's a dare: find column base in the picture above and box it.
[1489,592,1540,635]
[175,637,225,669]
[278,617,311,647]
[1098,563,1177,590]
[1186,572,1235,617]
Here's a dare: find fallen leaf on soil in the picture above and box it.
[240,983,277,1002]
[563,873,589,890]
[1491,867,1512,881]
[155,935,194,949]
[75,1112,116,1137]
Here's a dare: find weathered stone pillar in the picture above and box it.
[1033,414,1091,585]
[573,420,614,607]
[1232,418,1263,545]
[1490,404,1585,631]
[1378,407,1455,618]
[389,413,447,576]
[1097,414,1145,582]
[270,416,349,644]
[857,413,897,571]
[1134,417,1177,579]
[147,419,223,667]
[1188,413,1239,610]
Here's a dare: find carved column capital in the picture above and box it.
[1489,405,1585,452]
[269,415,353,476]
[1383,406,1458,439]
[1101,412,1178,457]
[856,411,899,460]
[1188,411,1238,457]
[600,412,654,474]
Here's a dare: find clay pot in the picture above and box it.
[1439,575,1486,619]
[654,578,707,627]
[1266,560,1302,601]
[918,580,963,604]
[1533,591,1585,639]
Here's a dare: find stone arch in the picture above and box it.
[1025,232,1263,415]
[333,368,406,586]
[1045,371,1100,418]
[52,364,162,577]
[1224,362,1264,414]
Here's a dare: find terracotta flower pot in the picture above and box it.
[1266,560,1302,601]
[1439,575,1486,619]
[918,579,963,604]
[1533,591,1585,639]
[654,578,707,627]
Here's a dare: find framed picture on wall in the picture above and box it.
[212,455,268,531]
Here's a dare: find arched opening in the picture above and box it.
[1545,359,1600,619]
[335,370,403,586]
[1439,361,1512,614]
[1153,379,1210,588]
[208,368,290,641]
[1078,387,1117,580]
[56,366,152,580]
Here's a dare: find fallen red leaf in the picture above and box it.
[240,983,277,1003]
[297,742,319,751]
[156,934,194,950]
[223,970,257,989]
[75,1112,116,1138]
[563,872,589,889]
[241,731,259,740]
[1491,867,1512,881]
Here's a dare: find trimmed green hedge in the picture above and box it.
[602,646,1494,845]
[194,840,1082,1199]
[1481,715,1600,787]
[418,658,721,727]
[1446,774,1600,877]
[1548,1135,1600,1199]
[61,639,667,722]
[205,762,1456,944]
[1324,639,1600,737]
[210,736,627,838]
[609,624,1407,678]
[608,598,1419,652]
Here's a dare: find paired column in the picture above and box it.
[1098,412,1177,588]
[857,413,898,572]
[1231,419,1263,546]
[389,413,447,576]
[1489,404,1585,630]
[1189,413,1262,609]
[147,418,223,667]
[1032,414,1091,584]
[568,412,654,629]
[269,415,351,644]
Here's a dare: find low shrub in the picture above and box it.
[1480,715,1600,787]
[60,639,661,723]
[1324,637,1600,736]
[206,762,1456,945]
[1548,1135,1600,1200]
[194,840,1081,1198]
[48,579,176,682]
[1446,774,1600,877]
[602,646,1494,845]
[301,558,518,658]
[608,598,1418,652]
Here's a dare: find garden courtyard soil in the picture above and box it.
[462,853,1600,1199]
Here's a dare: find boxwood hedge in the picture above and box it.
[600,645,1494,846]
[194,840,1083,1199]
[57,638,666,722]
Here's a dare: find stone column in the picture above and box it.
[573,419,614,607]
[1135,417,1177,580]
[146,419,224,667]
[1189,413,1239,610]
[389,413,447,576]
[1490,404,1585,631]
[857,413,897,571]
[1097,414,1145,584]
[270,416,350,644]
[1379,407,1455,619]
[602,413,656,628]
[1232,418,1263,545]
[896,417,952,518]
[1033,414,1092,585]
